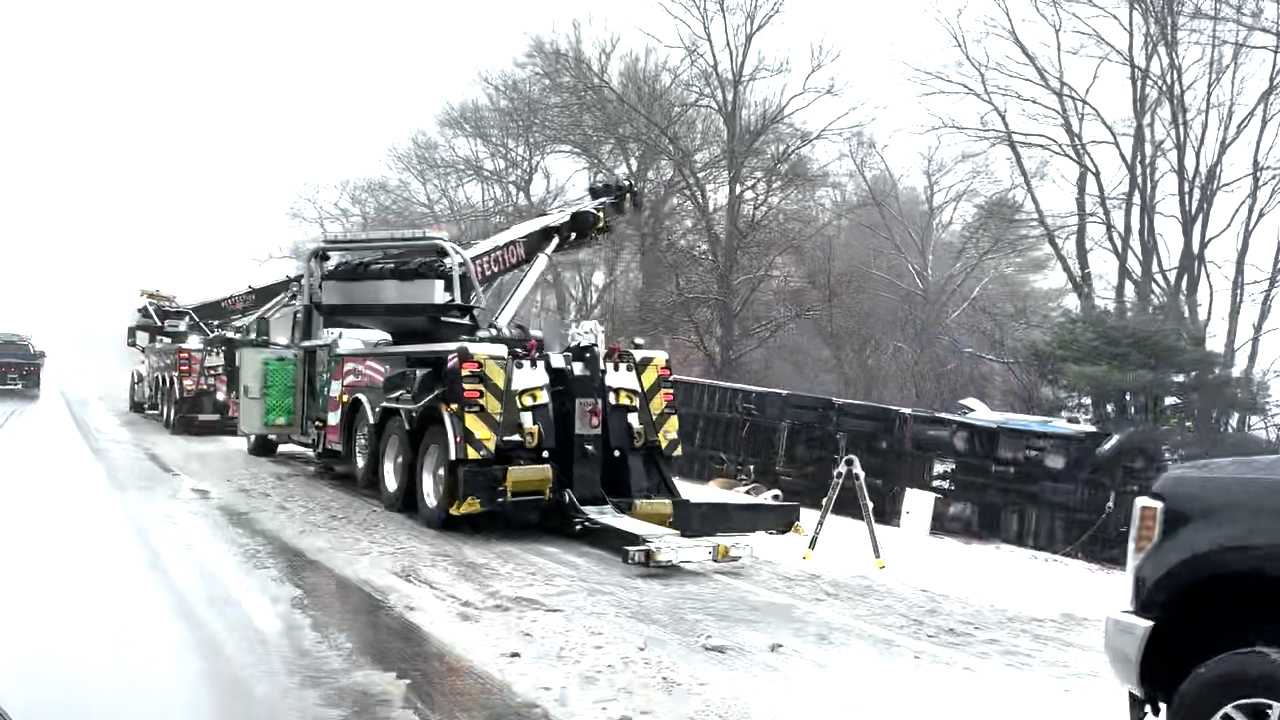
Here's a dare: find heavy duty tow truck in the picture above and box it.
[231,180,801,565]
[127,279,296,434]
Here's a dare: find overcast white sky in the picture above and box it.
[0,0,946,355]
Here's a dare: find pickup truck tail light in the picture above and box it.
[1126,496,1164,574]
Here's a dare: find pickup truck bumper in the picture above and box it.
[1105,611,1155,694]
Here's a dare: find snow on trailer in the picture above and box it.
[227,182,801,566]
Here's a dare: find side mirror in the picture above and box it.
[126,327,139,348]
[254,317,270,339]
[36,350,46,359]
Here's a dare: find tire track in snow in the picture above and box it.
[0,397,34,433]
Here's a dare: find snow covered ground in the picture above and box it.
[52,354,1134,719]
[681,481,1129,619]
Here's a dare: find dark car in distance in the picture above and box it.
[0,333,44,396]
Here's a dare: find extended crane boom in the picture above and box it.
[182,276,301,329]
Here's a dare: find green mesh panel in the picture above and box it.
[262,357,296,426]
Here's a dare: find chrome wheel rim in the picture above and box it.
[353,419,370,472]
[420,444,442,508]
[381,433,402,494]
[1213,699,1280,720]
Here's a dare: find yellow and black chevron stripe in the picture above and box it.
[459,356,507,460]
[636,356,681,456]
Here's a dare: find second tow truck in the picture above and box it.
[126,280,296,433]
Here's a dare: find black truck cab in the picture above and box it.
[1106,454,1280,719]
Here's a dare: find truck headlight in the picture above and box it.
[1126,496,1164,574]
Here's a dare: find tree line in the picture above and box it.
[291,0,1280,447]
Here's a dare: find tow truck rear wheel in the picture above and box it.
[167,388,185,435]
[128,375,144,413]
[161,386,174,429]
[350,412,378,489]
[415,425,455,529]
[378,418,415,512]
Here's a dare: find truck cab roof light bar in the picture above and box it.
[320,228,451,242]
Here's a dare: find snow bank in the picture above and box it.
[677,480,1129,620]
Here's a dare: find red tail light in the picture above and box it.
[461,361,482,372]
[661,391,675,402]
[658,367,671,377]
[462,389,483,400]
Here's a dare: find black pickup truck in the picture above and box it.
[1106,454,1280,719]
[0,333,44,395]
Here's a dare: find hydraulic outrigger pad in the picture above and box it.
[580,504,753,567]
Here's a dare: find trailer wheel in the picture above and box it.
[247,434,278,457]
[350,411,378,489]
[378,417,415,512]
[128,375,145,413]
[415,425,455,529]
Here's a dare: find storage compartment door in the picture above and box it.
[237,347,304,436]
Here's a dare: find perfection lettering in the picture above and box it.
[473,240,529,284]
[221,292,254,311]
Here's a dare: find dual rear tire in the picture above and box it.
[160,386,175,430]
[376,420,453,528]
[161,385,184,435]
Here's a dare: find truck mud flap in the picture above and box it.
[670,499,800,537]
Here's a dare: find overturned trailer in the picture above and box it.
[672,376,1165,564]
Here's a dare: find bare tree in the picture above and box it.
[289,178,412,233]
[523,31,684,341]
[918,0,1103,313]
[1237,233,1280,429]
[922,0,1280,428]
[1216,3,1280,373]
[381,70,568,243]
[531,0,857,379]
[848,139,1048,405]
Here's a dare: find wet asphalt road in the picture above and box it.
[0,384,540,720]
